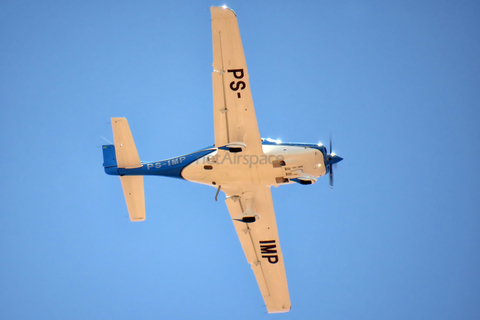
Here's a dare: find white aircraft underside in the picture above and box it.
[182,144,326,188]
[102,6,342,314]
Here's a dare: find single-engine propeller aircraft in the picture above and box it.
[102,6,342,313]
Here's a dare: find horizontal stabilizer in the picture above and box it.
[111,117,142,169]
[120,176,145,221]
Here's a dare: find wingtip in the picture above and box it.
[210,5,236,16]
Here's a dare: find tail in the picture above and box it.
[102,144,117,167]
[105,117,146,222]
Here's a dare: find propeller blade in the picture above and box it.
[329,165,334,188]
[327,135,341,189]
[329,136,332,154]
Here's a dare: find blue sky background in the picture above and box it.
[1,1,479,319]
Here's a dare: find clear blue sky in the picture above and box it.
[1,1,479,319]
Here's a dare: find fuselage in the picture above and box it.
[182,140,327,188]
[103,139,329,188]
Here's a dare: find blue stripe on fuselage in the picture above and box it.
[104,148,215,179]
[104,140,327,178]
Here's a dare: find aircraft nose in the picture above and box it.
[330,155,343,165]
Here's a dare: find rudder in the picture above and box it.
[102,145,117,167]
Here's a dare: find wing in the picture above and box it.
[224,185,291,313]
[211,7,263,154]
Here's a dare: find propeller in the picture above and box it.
[329,137,333,188]
[326,136,343,189]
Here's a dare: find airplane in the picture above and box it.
[102,6,343,314]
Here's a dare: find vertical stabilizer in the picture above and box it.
[111,117,142,169]
[102,145,117,167]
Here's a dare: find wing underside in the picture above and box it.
[224,186,291,313]
[211,7,290,313]
[211,7,263,154]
